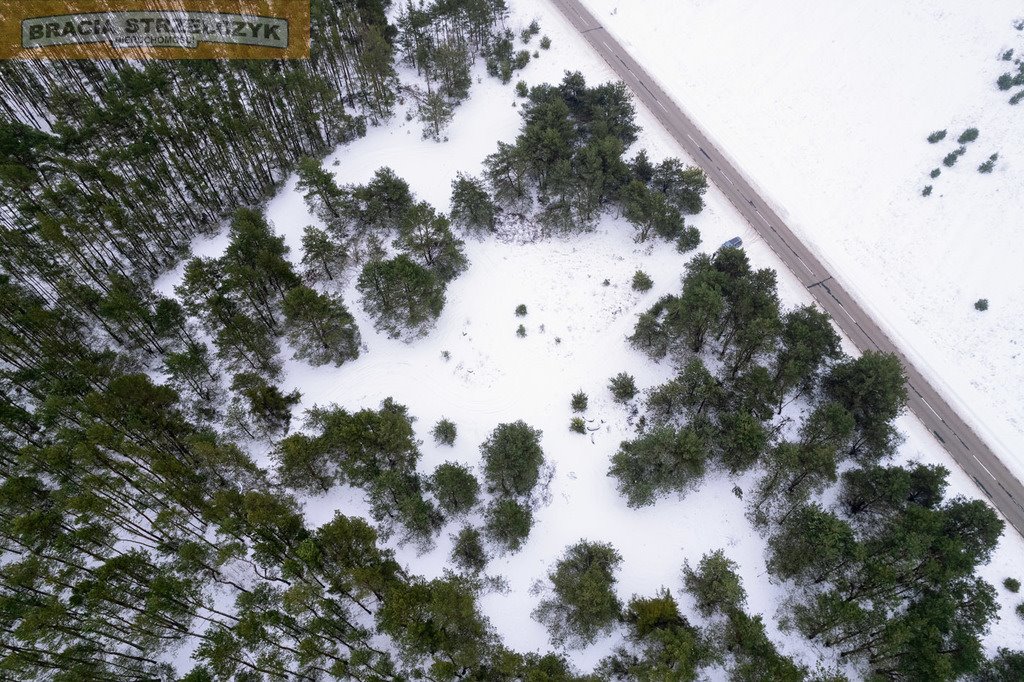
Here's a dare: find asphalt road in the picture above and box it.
[550,0,1024,538]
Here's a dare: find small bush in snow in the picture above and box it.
[602,278,611,287]
[1005,577,1021,593]
[1002,48,1014,61]
[926,130,947,143]
[957,128,979,144]
[942,151,958,167]
[1010,90,1024,105]
[632,270,654,292]
[520,20,540,43]
[569,417,586,434]
[998,73,1015,90]
[571,390,588,412]
[516,324,527,337]
[540,36,551,50]
[979,154,998,173]
[480,420,545,498]
[451,526,488,573]
[484,498,533,553]
[430,462,479,516]
[609,373,638,402]
[675,226,701,253]
[922,185,933,197]
[432,418,457,446]
[975,298,989,311]
[683,549,747,617]
[441,350,451,361]
[515,81,528,98]
[929,168,941,179]
[1017,602,1024,622]
[515,303,528,316]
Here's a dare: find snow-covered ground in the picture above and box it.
[579,0,1024,486]
[155,0,1024,672]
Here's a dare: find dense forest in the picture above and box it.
[1,0,1022,680]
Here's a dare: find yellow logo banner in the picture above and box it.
[0,0,309,59]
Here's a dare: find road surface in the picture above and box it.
[550,0,1024,538]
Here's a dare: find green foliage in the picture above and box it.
[515,80,529,97]
[277,432,335,494]
[623,179,687,243]
[480,421,546,498]
[972,648,1024,681]
[429,462,480,517]
[683,549,747,617]
[450,173,499,235]
[395,201,468,282]
[823,351,907,461]
[608,426,708,507]
[927,129,947,143]
[300,225,347,281]
[651,157,708,215]
[570,390,588,412]
[979,153,998,173]
[922,185,933,196]
[483,72,641,227]
[675,226,702,253]
[958,127,980,144]
[773,304,843,401]
[533,541,623,647]
[569,417,586,434]
[376,575,493,676]
[515,303,528,316]
[483,498,534,553]
[283,286,360,367]
[451,526,488,573]
[515,323,527,337]
[787,489,1004,679]
[767,504,858,584]
[540,35,551,50]
[598,589,714,680]
[723,609,808,681]
[485,30,530,83]
[228,372,301,438]
[975,298,990,311]
[432,418,457,445]
[357,255,446,338]
[632,270,654,292]
[520,20,541,43]
[608,372,638,402]
[930,168,941,178]
[1004,577,1021,593]
[942,152,959,167]
[418,90,455,141]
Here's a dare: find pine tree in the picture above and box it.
[533,540,623,647]
[395,202,468,282]
[282,285,361,367]
[480,420,545,498]
[300,226,348,281]
[450,173,499,234]
[356,255,446,338]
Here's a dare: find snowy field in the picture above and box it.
[580,0,1024,484]
[156,0,1024,673]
